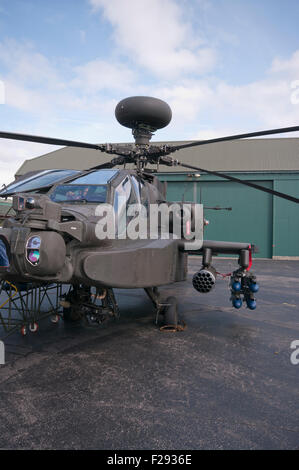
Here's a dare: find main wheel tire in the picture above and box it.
[29,322,38,333]
[21,325,27,336]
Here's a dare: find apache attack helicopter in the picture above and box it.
[0,96,298,337]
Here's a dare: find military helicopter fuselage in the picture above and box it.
[0,95,297,333]
[0,168,191,289]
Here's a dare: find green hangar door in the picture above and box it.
[166,180,273,258]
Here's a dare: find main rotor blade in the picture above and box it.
[0,130,104,150]
[89,161,118,170]
[178,161,299,204]
[172,125,299,151]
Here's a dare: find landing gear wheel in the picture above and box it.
[161,296,178,331]
[51,314,60,324]
[21,326,27,336]
[29,322,38,333]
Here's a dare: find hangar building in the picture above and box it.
[15,138,299,259]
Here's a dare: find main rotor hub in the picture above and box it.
[115,96,172,146]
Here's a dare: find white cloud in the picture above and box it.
[271,50,299,75]
[89,0,217,78]
[0,39,61,88]
[0,38,140,117]
[5,81,53,115]
[72,59,136,93]
[150,50,299,139]
[153,80,214,121]
[0,39,139,139]
[0,141,59,187]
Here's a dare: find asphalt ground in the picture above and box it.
[0,258,298,450]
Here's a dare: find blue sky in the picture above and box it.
[0,0,299,185]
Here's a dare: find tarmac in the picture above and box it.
[0,258,298,450]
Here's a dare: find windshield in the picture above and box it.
[50,184,108,203]
[0,169,80,196]
[68,169,118,185]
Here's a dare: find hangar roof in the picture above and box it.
[15,137,299,176]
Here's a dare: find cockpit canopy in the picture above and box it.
[50,170,118,204]
[0,168,119,200]
[0,169,80,197]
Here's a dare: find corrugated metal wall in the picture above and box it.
[159,172,299,258]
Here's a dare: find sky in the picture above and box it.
[0,0,299,186]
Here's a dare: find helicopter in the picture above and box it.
[0,96,298,337]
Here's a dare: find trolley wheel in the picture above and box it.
[21,326,27,336]
[161,296,178,331]
[51,314,60,324]
[29,322,38,333]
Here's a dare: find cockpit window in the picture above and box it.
[49,170,119,204]
[68,170,119,185]
[0,169,80,196]
[50,184,108,203]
